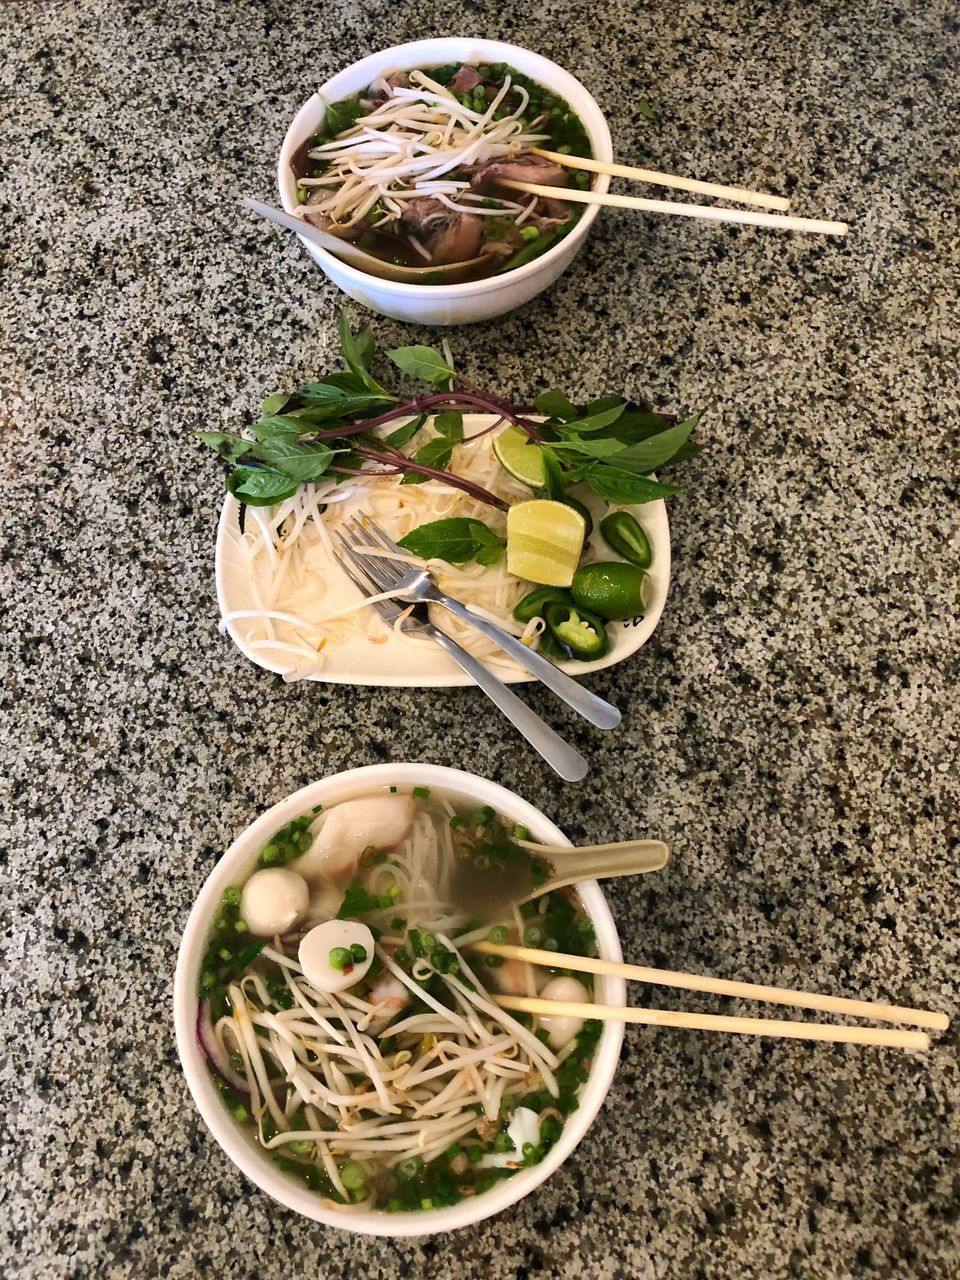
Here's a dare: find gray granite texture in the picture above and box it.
[2,0,959,1276]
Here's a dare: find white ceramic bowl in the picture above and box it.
[174,764,626,1236]
[277,39,613,324]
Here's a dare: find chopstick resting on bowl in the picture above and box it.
[471,941,948,1051]
[529,147,791,211]
[499,178,848,236]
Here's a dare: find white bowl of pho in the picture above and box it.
[174,764,625,1235]
[277,39,613,324]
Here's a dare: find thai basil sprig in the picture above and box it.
[197,314,702,511]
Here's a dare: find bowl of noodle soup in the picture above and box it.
[174,764,625,1234]
[277,38,613,324]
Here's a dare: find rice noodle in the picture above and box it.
[222,423,550,679]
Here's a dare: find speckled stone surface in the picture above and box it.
[2,1,959,1276]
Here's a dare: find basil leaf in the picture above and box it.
[535,389,578,421]
[603,409,674,444]
[386,344,456,385]
[585,394,626,415]
[250,415,307,441]
[355,326,376,369]
[384,413,427,448]
[195,432,253,464]
[261,392,291,416]
[599,413,700,474]
[540,446,567,499]
[584,466,681,504]
[434,410,464,442]
[638,99,659,123]
[338,313,388,395]
[398,517,506,565]
[325,97,363,137]
[550,436,630,458]
[250,437,335,482]
[658,440,702,467]
[558,402,627,434]
[399,436,454,484]
[226,467,298,506]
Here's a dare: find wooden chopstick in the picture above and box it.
[472,942,949,1032]
[498,179,848,237]
[530,146,791,212]
[494,995,930,1051]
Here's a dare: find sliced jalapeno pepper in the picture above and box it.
[544,602,610,661]
[599,511,652,569]
[512,586,574,624]
[535,626,572,661]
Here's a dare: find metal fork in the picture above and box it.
[335,514,621,732]
[331,542,589,781]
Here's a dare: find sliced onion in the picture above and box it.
[196,1000,249,1093]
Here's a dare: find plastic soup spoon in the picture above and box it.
[243,199,490,283]
[518,837,670,896]
[452,838,669,920]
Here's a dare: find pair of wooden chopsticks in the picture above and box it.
[471,942,948,1051]
[498,147,848,237]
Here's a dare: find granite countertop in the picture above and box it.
[3,1,959,1276]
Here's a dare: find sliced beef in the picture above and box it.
[396,196,446,230]
[386,71,410,89]
[425,212,484,264]
[470,155,568,192]
[450,65,484,95]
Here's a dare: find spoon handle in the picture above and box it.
[522,838,669,892]
[427,628,588,782]
[242,197,373,268]
[427,591,621,731]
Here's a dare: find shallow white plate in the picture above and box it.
[215,416,671,687]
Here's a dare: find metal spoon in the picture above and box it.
[242,198,489,284]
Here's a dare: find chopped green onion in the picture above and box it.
[519,226,540,242]
[488,925,509,944]
[397,1156,423,1180]
[329,947,352,971]
[523,926,543,947]
[222,886,242,906]
[349,943,368,964]
[340,1161,366,1190]
[412,785,430,799]
[485,955,504,968]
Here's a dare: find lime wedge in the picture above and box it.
[507,499,586,587]
[493,426,545,489]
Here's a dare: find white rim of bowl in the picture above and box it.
[277,39,613,296]
[173,763,626,1236]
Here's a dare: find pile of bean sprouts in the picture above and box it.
[219,422,546,682]
[298,69,549,247]
[209,797,579,1206]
